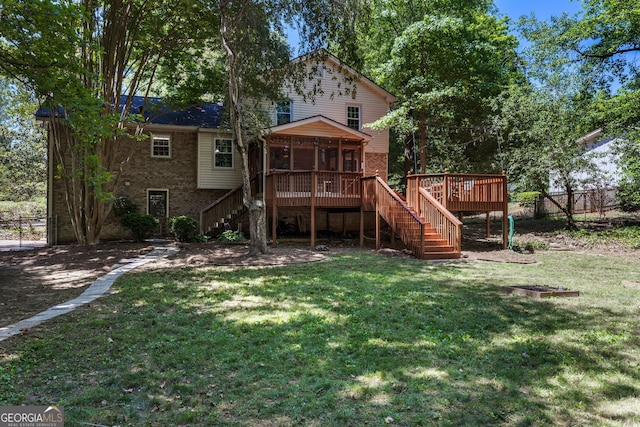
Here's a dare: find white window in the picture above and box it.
[276,101,292,126]
[151,135,171,158]
[347,106,361,130]
[214,138,234,168]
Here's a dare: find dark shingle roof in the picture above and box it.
[36,95,222,129]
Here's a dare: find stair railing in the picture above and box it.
[199,183,245,234]
[369,176,427,259]
[417,188,462,253]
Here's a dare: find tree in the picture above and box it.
[361,0,518,178]
[0,0,214,244]
[520,0,640,214]
[493,80,595,229]
[214,0,361,255]
[0,77,47,201]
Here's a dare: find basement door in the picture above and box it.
[148,190,168,218]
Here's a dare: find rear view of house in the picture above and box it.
[41,51,508,259]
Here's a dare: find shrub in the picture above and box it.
[169,216,199,242]
[617,181,640,212]
[217,229,246,243]
[112,196,138,218]
[120,213,158,242]
[517,192,540,209]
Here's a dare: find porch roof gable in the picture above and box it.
[265,115,371,142]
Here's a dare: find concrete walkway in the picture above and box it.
[0,244,178,342]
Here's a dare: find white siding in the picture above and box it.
[197,131,243,189]
[276,60,393,155]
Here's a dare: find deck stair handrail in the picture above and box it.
[369,176,427,259]
[417,188,462,253]
[200,183,246,235]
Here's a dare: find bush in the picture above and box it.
[617,181,640,212]
[112,196,138,218]
[120,213,158,242]
[217,229,246,243]
[517,191,540,209]
[169,216,199,242]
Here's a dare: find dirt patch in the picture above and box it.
[0,242,154,328]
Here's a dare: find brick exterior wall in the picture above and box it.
[49,131,390,244]
[364,152,388,180]
[50,129,227,243]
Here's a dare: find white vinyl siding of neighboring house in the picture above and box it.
[197,131,243,189]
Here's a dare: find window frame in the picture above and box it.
[213,138,234,169]
[151,134,171,158]
[346,105,361,131]
[276,101,293,126]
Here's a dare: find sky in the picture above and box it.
[493,0,583,23]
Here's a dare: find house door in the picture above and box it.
[148,189,169,236]
[148,190,168,218]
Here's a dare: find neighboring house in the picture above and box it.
[545,129,622,216]
[550,128,622,193]
[39,52,508,259]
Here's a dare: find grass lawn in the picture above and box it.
[1,251,639,426]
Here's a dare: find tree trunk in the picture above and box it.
[418,111,427,174]
[221,17,268,255]
[542,188,577,230]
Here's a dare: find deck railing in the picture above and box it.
[199,183,246,234]
[363,176,427,259]
[417,188,462,253]
[266,171,362,208]
[407,172,507,212]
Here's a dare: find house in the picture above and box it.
[40,52,509,259]
[550,129,622,193]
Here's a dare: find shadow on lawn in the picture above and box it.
[2,253,639,426]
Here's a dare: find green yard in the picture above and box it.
[1,250,639,426]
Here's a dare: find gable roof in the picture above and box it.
[266,115,371,141]
[292,50,397,105]
[36,96,223,129]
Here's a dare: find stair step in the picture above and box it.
[422,251,462,260]
[423,245,455,252]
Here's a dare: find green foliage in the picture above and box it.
[617,181,640,212]
[216,229,246,243]
[0,1,216,245]
[112,196,138,218]
[516,192,541,209]
[120,213,158,242]
[0,200,46,219]
[169,216,199,242]
[0,77,46,201]
[362,1,518,173]
[569,225,640,249]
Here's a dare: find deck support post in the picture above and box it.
[486,212,491,238]
[271,175,277,248]
[502,171,508,249]
[375,174,381,250]
[360,205,365,248]
[310,171,317,250]
[442,170,449,211]
[271,204,277,248]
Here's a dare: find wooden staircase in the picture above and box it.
[200,184,246,236]
[363,176,462,260]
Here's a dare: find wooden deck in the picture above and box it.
[265,171,362,208]
[203,171,509,256]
